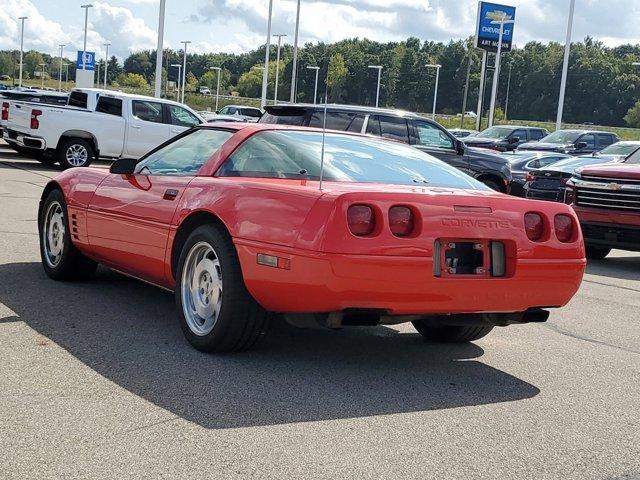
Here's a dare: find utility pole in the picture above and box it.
[103,42,110,88]
[426,64,441,120]
[180,41,191,104]
[461,56,473,128]
[154,0,166,98]
[488,17,514,127]
[307,66,320,104]
[18,16,28,87]
[260,0,274,109]
[58,44,66,92]
[80,5,93,71]
[290,0,301,102]
[504,62,513,121]
[556,0,576,130]
[273,33,287,104]
[368,65,382,108]
[475,51,487,131]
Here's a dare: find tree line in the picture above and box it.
[2,36,640,127]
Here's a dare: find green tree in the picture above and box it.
[624,100,640,127]
[119,72,148,88]
[236,65,264,97]
[185,71,198,92]
[327,53,348,102]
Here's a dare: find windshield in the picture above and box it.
[599,143,640,156]
[218,130,487,190]
[625,149,640,164]
[475,126,513,139]
[540,131,581,144]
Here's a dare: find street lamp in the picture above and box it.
[171,63,182,102]
[180,40,191,104]
[103,42,111,89]
[154,0,166,98]
[368,65,383,108]
[273,33,287,104]
[63,63,70,90]
[209,66,222,112]
[58,44,66,92]
[487,15,514,127]
[290,0,302,103]
[260,0,274,109]
[39,63,46,89]
[504,61,513,121]
[18,16,28,87]
[306,66,320,104]
[556,0,575,130]
[80,5,93,71]
[426,64,441,120]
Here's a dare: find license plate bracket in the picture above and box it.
[434,239,494,278]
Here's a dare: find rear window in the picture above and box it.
[68,91,88,109]
[240,108,262,118]
[95,96,123,116]
[217,130,486,190]
[309,111,365,132]
[260,111,307,126]
[530,129,545,141]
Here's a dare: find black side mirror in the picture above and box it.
[574,141,587,150]
[110,157,137,175]
[456,140,465,155]
[508,136,520,144]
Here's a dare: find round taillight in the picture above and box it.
[347,205,375,236]
[389,206,414,237]
[524,212,544,242]
[554,214,573,243]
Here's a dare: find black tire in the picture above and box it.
[38,189,97,281]
[412,318,493,343]
[175,224,270,353]
[585,245,611,260]
[58,138,94,169]
[481,179,503,192]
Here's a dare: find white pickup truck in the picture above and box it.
[2,88,204,168]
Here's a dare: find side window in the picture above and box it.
[378,115,410,143]
[597,134,614,147]
[309,111,365,132]
[413,121,454,149]
[68,91,88,108]
[168,105,200,127]
[95,96,123,116]
[132,100,163,123]
[365,115,381,136]
[578,134,596,149]
[530,130,544,141]
[135,129,232,176]
[511,129,527,141]
[219,107,228,114]
[227,107,237,114]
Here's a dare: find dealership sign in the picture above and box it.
[475,2,516,52]
[76,51,96,71]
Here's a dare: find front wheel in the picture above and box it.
[175,224,270,353]
[412,318,493,343]
[58,138,94,169]
[586,245,611,260]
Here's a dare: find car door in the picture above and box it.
[575,133,596,154]
[166,103,202,138]
[596,133,615,150]
[125,99,171,158]
[86,128,234,286]
[408,119,470,174]
[509,129,528,148]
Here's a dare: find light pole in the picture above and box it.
[180,40,191,104]
[461,57,473,128]
[487,16,514,127]
[475,51,487,131]
[210,66,221,111]
[95,63,100,87]
[171,63,182,102]
[368,65,382,108]
[556,0,575,130]
[80,5,93,71]
[290,0,302,103]
[504,61,513,121]
[39,63,46,89]
[154,0,166,98]
[426,64,441,120]
[260,0,274,110]
[58,44,66,92]
[273,33,287,104]
[307,66,320,104]
[103,42,110,88]
[18,16,28,87]
[64,63,70,90]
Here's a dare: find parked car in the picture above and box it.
[217,105,262,122]
[200,112,248,123]
[502,151,571,197]
[566,149,640,259]
[2,88,203,168]
[463,125,549,152]
[518,129,619,156]
[38,123,585,352]
[198,86,212,95]
[449,128,478,138]
[524,142,640,203]
[261,104,512,192]
[456,111,478,118]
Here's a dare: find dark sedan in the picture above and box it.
[463,126,548,152]
[518,129,619,156]
[502,151,570,197]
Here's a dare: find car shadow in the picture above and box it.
[0,262,540,429]
[586,255,640,282]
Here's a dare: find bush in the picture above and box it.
[624,100,640,128]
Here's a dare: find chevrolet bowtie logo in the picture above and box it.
[606,182,622,191]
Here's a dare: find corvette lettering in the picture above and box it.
[442,219,510,229]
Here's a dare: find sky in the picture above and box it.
[1,0,639,62]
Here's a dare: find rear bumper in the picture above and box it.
[2,128,46,150]
[235,240,585,315]
[580,222,640,251]
[526,186,564,202]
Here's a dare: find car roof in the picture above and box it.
[265,102,428,120]
[223,105,262,110]
[555,128,617,135]
[198,122,377,138]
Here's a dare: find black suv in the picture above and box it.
[517,129,619,156]
[260,104,512,192]
[463,125,548,152]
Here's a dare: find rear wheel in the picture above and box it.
[58,138,94,169]
[38,189,97,280]
[412,318,493,343]
[175,224,270,352]
[585,245,611,260]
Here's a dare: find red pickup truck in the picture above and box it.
[566,151,640,259]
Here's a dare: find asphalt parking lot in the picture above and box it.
[0,140,638,480]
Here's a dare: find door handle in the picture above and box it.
[163,189,179,200]
[131,125,141,129]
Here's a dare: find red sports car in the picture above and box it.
[38,123,586,352]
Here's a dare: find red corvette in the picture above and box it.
[39,123,586,352]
